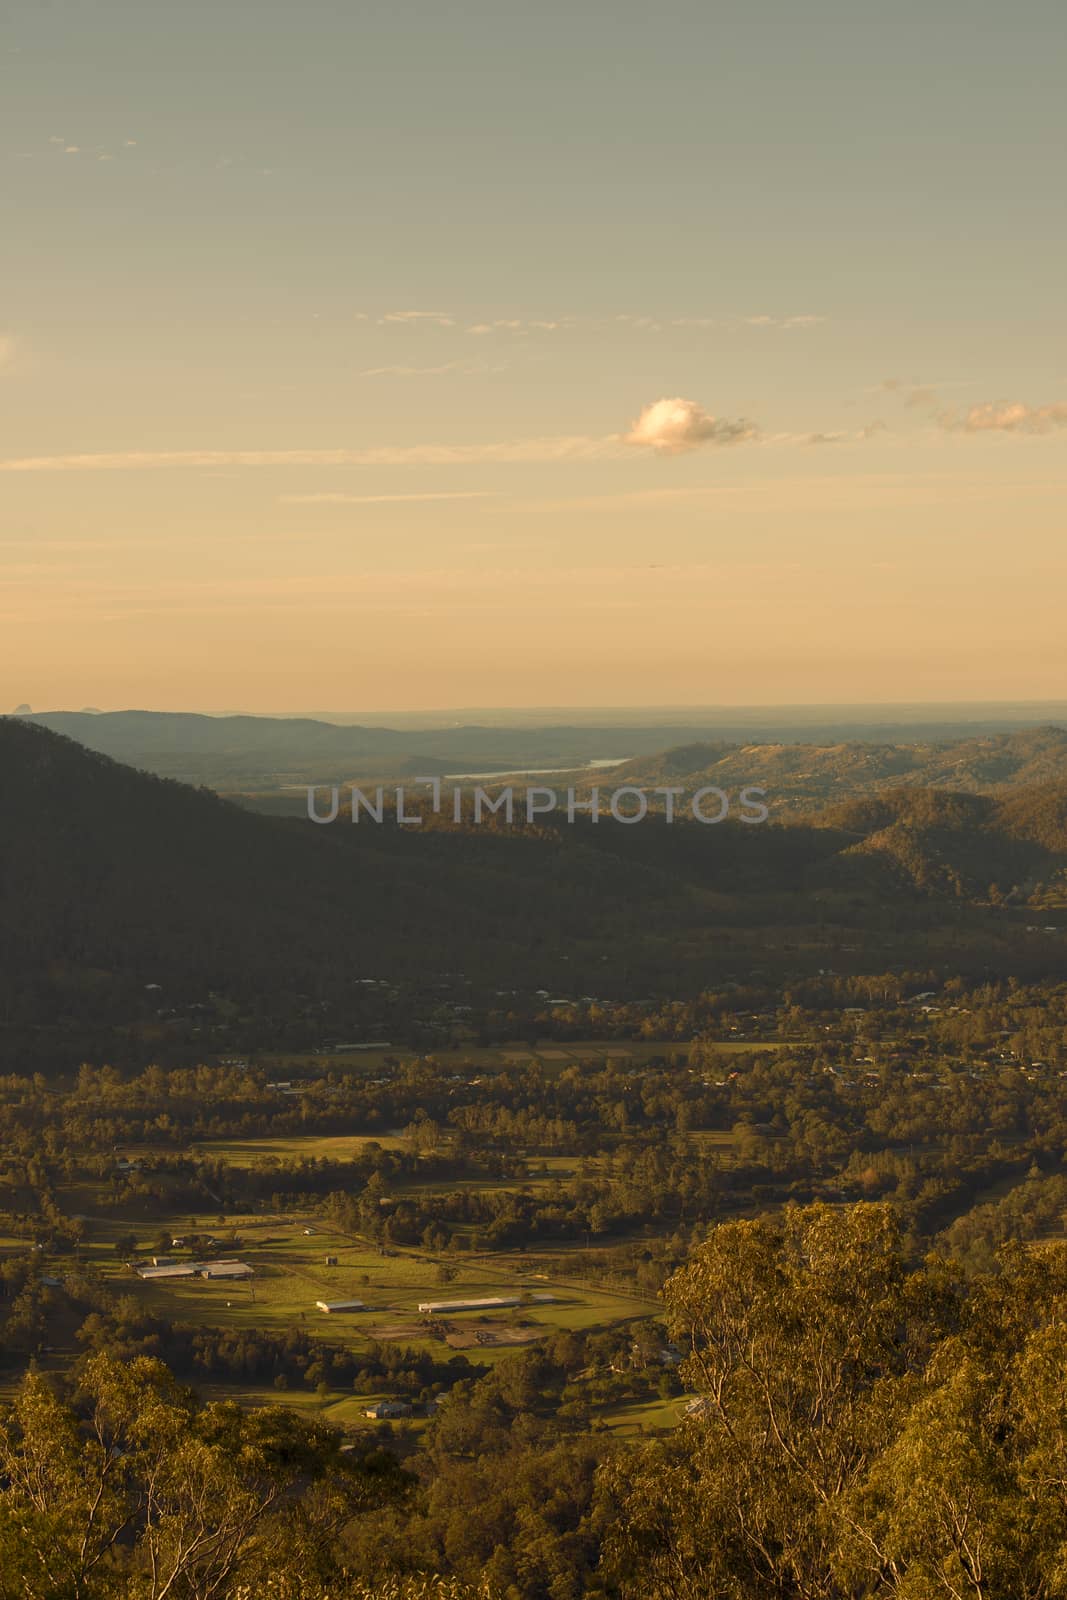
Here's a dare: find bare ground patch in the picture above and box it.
[443,1323,542,1348]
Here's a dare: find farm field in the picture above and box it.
[195,1130,736,1187]
[255,1036,785,1077]
[73,1210,661,1363]
[194,1132,410,1163]
[598,1396,681,1436]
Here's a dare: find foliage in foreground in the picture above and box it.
[3,1204,1067,1598]
[605,1204,1067,1599]
[0,1352,407,1600]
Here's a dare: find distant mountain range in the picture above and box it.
[2,721,1066,1049]
[12,710,676,789]
[9,710,1067,797]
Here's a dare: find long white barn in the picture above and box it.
[136,1258,253,1281]
[417,1295,520,1314]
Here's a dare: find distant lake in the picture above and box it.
[443,758,629,781]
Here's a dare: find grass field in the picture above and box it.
[194,1131,734,1174]
[598,1396,681,1435]
[194,1133,409,1164]
[79,1209,659,1367]
[256,1037,785,1077]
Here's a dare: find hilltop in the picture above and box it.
[612,726,1067,811]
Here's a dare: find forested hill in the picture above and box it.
[811,784,1067,900]
[0,717,574,1000]
[2,721,1067,1033]
[612,724,1067,809]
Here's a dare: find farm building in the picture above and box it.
[530,1293,557,1303]
[137,1262,198,1280]
[198,1260,253,1280]
[417,1296,520,1315]
[315,1299,366,1313]
[363,1400,411,1419]
[324,1255,338,1266]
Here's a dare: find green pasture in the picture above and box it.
[194,1133,409,1164]
[87,1212,658,1355]
[255,1037,784,1079]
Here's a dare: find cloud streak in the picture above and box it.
[370,309,825,337]
[360,361,503,377]
[279,490,497,505]
[0,438,626,473]
[380,310,456,327]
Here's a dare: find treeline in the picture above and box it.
[75,1306,481,1397]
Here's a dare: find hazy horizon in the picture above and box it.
[13,698,1067,730]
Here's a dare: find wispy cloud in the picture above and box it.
[938,399,1067,435]
[0,437,625,473]
[279,490,497,505]
[380,310,456,327]
[360,360,503,377]
[368,310,825,337]
[625,397,758,455]
[878,378,943,412]
[43,134,138,162]
[882,380,1067,436]
[613,312,824,333]
[466,317,573,335]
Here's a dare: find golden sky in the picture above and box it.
[3,5,1066,712]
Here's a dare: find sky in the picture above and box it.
[2,1,1066,714]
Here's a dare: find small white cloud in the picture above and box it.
[64,145,80,154]
[625,397,758,455]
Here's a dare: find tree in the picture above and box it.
[0,1353,407,1600]
[604,1204,955,1598]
